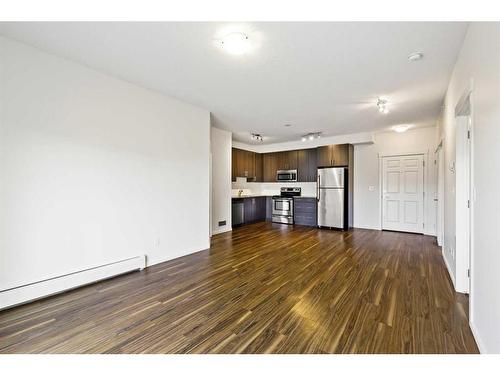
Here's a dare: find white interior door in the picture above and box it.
[382,155,424,233]
[455,115,471,293]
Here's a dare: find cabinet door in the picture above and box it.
[275,151,286,170]
[307,148,318,182]
[294,198,317,226]
[245,150,255,180]
[263,153,278,182]
[332,144,349,166]
[286,150,298,170]
[233,148,246,178]
[317,146,332,167]
[244,198,255,223]
[276,150,298,170]
[255,197,266,221]
[254,153,263,182]
[297,149,309,182]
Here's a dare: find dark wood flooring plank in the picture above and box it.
[0,223,479,354]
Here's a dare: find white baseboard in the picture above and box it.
[212,227,232,235]
[0,255,146,311]
[352,225,381,231]
[442,250,456,289]
[469,319,486,353]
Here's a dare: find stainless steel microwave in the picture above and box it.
[276,169,297,182]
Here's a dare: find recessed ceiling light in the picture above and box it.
[218,32,250,55]
[393,125,410,133]
[284,124,292,127]
[408,52,424,62]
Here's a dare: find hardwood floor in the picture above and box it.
[0,223,478,354]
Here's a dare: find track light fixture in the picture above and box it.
[377,98,389,114]
[301,132,321,142]
[251,133,263,142]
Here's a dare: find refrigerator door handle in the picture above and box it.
[317,174,320,201]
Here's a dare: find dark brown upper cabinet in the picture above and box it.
[263,152,278,182]
[297,148,317,182]
[234,144,350,183]
[276,150,298,171]
[332,144,349,166]
[254,153,263,182]
[232,148,257,181]
[317,144,350,167]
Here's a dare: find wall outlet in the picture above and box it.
[154,238,160,248]
[368,185,375,191]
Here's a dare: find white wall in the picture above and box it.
[439,23,500,353]
[211,127,232,235]
[353,127,437,233]
[0,37,210,295]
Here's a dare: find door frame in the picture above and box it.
[378,151,429,233]
[454,81,474,296]
[435,140,445,247]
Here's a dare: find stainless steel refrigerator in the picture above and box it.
[317,167,346,229]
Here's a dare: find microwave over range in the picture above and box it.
[276,169,297,182]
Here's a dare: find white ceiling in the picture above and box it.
[0,22,467,144]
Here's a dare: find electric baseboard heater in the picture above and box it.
[0,255,146,310]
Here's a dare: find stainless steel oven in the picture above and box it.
[272,197,294,224]
[276,169,297,182]
[272,187,301,224]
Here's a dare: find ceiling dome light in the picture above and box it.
[393,125,410,133]
[219,32,250,55]
[408,52,424,62]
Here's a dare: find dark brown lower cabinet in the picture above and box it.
[243,197,266,224]
[293,197,317,226]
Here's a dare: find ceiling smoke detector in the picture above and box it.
[408,52,424,62]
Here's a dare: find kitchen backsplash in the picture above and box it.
[232,177,317,197]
